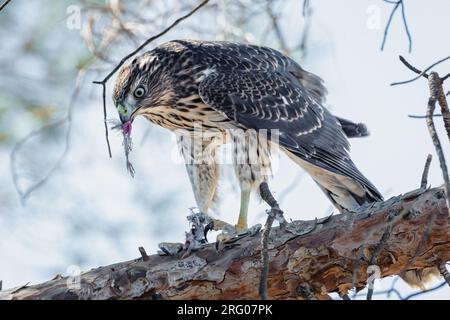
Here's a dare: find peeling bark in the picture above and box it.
[1,186,449,300]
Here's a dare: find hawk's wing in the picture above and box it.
[198,68,381,199]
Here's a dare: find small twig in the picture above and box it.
[302,0,310,17]
[386,277,400,299]
[380,1,412,53]
[92,0,210,157]
[441,73,450,82]
[0,0,11,12]
[394,56,450,215]
[436,77,450,142]
[100,82,112,158]
[258,182,285,300]
[380,1,401,52]
[138,246,149,261]
[391,55,450,86]
[399,0,412,53]
[427,73,450,214]
[404,281,447,300]
[420,154,432,189]
[259,208,275,300]
[408,114,442,119]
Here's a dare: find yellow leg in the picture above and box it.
[236,189,250,231]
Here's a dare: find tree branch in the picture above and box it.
[0,0,11,12]
[1,186,449,300]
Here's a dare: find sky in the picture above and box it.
[0,0,449,299]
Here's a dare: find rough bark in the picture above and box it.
[1,186,449,300]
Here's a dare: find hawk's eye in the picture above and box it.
[134,86,146,98]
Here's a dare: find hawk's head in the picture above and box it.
[112,52,176,126]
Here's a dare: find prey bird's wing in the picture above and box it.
[198,68,381,199]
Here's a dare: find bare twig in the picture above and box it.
[259,207,275,300]
[394,56,450,215]
[380,1,400,52]
[436,77,450,142]
[391,55,450,86]
[404,281,447,300]
[399,0,412,53]
[0,0,11,12]
[408,114,442,119]
[258,181,285,300]
[100,81,112,158]
[398,56,449,141]
[380,1,412,53]
[302,0,310,17]
[138,246,149,261]
[427,73,450,214]
[421,154,432,189]
[92,0,210,157]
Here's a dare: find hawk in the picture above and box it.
[112,40,382,238]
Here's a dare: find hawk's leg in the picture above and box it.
[232,129,272,230]
[177,132,222,215]
[209,129,269,249]
[236,189,250,231]
[155,134,222,256]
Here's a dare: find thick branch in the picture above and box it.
[1,187,449,300]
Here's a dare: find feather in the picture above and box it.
[110,119,135,177]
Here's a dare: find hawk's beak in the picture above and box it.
[117,102,139,124]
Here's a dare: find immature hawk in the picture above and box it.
[112,40,382,234]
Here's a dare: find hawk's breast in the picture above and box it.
[142,94,229,131]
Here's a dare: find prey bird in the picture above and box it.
[112,40,383,248]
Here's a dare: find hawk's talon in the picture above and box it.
[204,221,214,240]
[214,223,262,252]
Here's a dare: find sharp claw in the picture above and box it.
[215,233,230,252]
[204,221,214,241]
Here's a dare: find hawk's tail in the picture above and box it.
[285,151,383,212]
[313,175,383,213]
